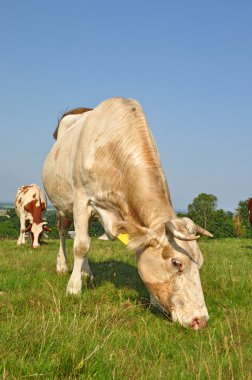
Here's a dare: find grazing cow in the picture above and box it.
[42,97,213,329]
[15,184,50,248]
[248,198,252,236]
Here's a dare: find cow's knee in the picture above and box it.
[74,238,90,257]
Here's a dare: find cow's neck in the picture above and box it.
[124,170,176,228]
[93,188,175,237]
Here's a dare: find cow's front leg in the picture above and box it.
[17,214,26,245]
[67,201,92,295]
[56,213,72,274]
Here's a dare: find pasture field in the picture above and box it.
[0,238,251,379]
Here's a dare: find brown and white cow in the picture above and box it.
[42,97,213,329]
[15,184,50,248]
[248,198,252,235]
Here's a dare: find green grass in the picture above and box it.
[0,238,251,379]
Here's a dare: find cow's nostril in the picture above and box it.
[191,318,200,330]
[191,316,208,330]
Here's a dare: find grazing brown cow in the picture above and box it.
[42,97,213,329]
[15,184,50,248]
[248,198,252,236]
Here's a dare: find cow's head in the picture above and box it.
[116,217,212,329]
[25,222,51,248]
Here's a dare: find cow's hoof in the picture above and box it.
[66,280,82,295]
[56,266,68,275]
[66,286,81,295]
[57,269,68,275]
[81,271,94,279]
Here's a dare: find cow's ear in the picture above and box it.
[25,224,32,232]
[53,126,58,140]
[43,225,51,232]
[116,221,159,251]
[116,221,146,236]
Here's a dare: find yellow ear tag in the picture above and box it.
[117,233,129,245]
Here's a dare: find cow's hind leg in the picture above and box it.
[17,214,26,245]
[17,230,24,245]
[56,213,72,274]
[67,198,92,295]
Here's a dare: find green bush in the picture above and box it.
[235,199,251,238]
[209,209,235,238]
[0,219,19,239]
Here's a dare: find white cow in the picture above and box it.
[15,184,50,248]
[43,97,213,329]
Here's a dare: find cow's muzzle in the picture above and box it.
[190,316,208,330]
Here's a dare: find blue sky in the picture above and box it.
[0,0,251,212]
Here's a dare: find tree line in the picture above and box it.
[0,193,251,239]
[181,193,251,238]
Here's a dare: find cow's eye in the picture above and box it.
[172,258,183,271]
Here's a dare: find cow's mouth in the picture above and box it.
[171,309,209,330]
